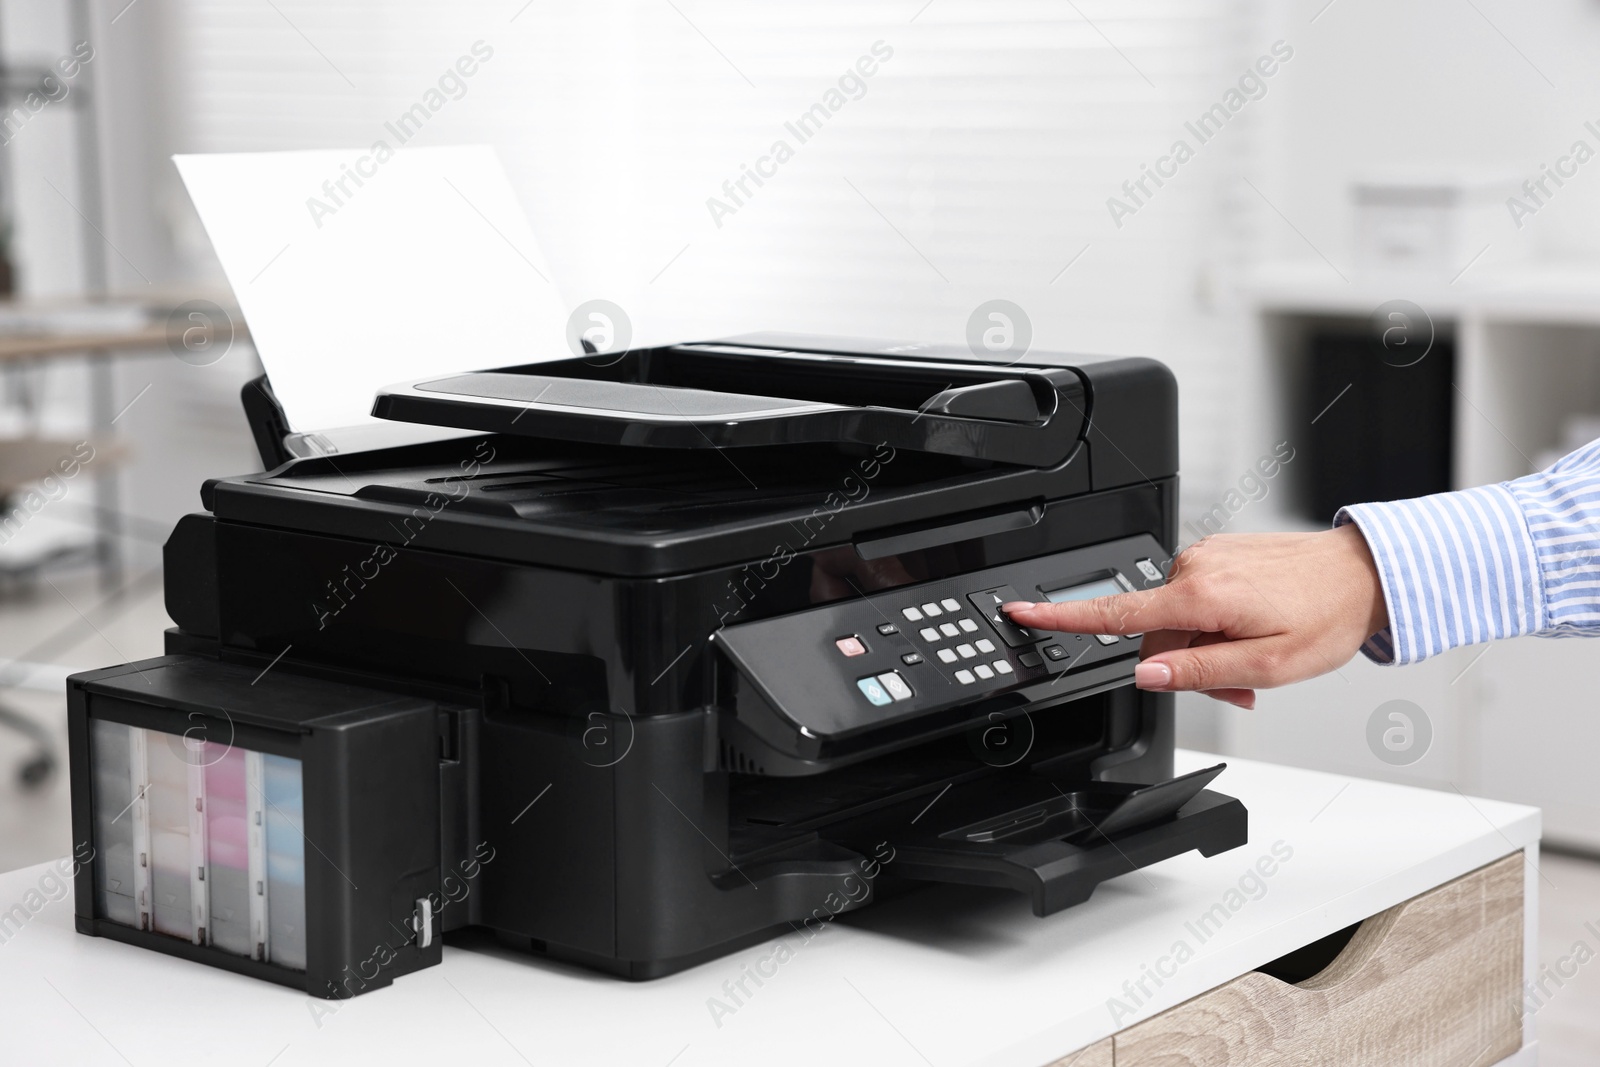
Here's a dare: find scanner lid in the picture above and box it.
[370,340,1092,469]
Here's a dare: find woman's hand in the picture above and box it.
[1002,525,1389,708]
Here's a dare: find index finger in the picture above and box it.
[1003,586,1215,636]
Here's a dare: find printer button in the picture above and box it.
[956,643,977,659]
[1135,558,1164,583]
[901,606,924,622]
[939,622,960,638]
[877,672,914,701]
[936,648,959,664]
[973,664,995,680]
[975,638,996,654]
[921,602,943,617]
[1094,634,1119,646]
[877,623,899,636]
[1043,644,1069,661]
[920,627,942,643]
[1018,651,1043,668]
[835,636,867,657]
[958,618,979,633]
[954,669,976,685]
[901,652,924,666]
[967,586,1035,648]
[969,585,1021,612]
[855,677,893,706]
[993,660,1013,675]
[940,598,961,612]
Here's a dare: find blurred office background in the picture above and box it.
[0,0,1597,1052]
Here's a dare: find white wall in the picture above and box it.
[1255,0,1600,272]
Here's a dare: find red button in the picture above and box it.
[835,636,867,657]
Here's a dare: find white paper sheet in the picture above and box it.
[175,145,568,433]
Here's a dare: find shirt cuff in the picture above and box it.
[1334,485,1543,665]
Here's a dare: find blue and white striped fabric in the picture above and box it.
[1334,437,1600,665]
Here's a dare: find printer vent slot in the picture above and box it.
[719,739,767,776]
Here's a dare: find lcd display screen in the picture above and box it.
[1041,575,1126,603]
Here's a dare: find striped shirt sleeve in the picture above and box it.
[1333,437,1600,665]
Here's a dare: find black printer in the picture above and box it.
[67,334,1246,998]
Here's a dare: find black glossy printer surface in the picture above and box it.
[67,334,1246,996]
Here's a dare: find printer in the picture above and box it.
[67,334,1247,998]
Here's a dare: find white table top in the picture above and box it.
[0,751,1540,1067]
[1246,258,1600,324]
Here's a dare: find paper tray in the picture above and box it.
[818,764,1246,916]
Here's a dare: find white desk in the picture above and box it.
[0,751,1540,1067]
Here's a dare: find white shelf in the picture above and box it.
[1247,259,1600,326]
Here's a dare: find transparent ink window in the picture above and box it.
[89,719,307,971]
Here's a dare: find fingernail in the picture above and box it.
[1134,661,1172,689]
[1001,601,1034,611]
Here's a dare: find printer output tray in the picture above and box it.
[818,764,1245,916]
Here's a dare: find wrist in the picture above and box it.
[1332,522,1388,637]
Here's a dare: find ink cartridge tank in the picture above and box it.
[68,656,451,998]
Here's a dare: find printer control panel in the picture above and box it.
[714,533,1170,746]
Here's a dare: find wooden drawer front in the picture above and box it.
[1112,853,1524,1067]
